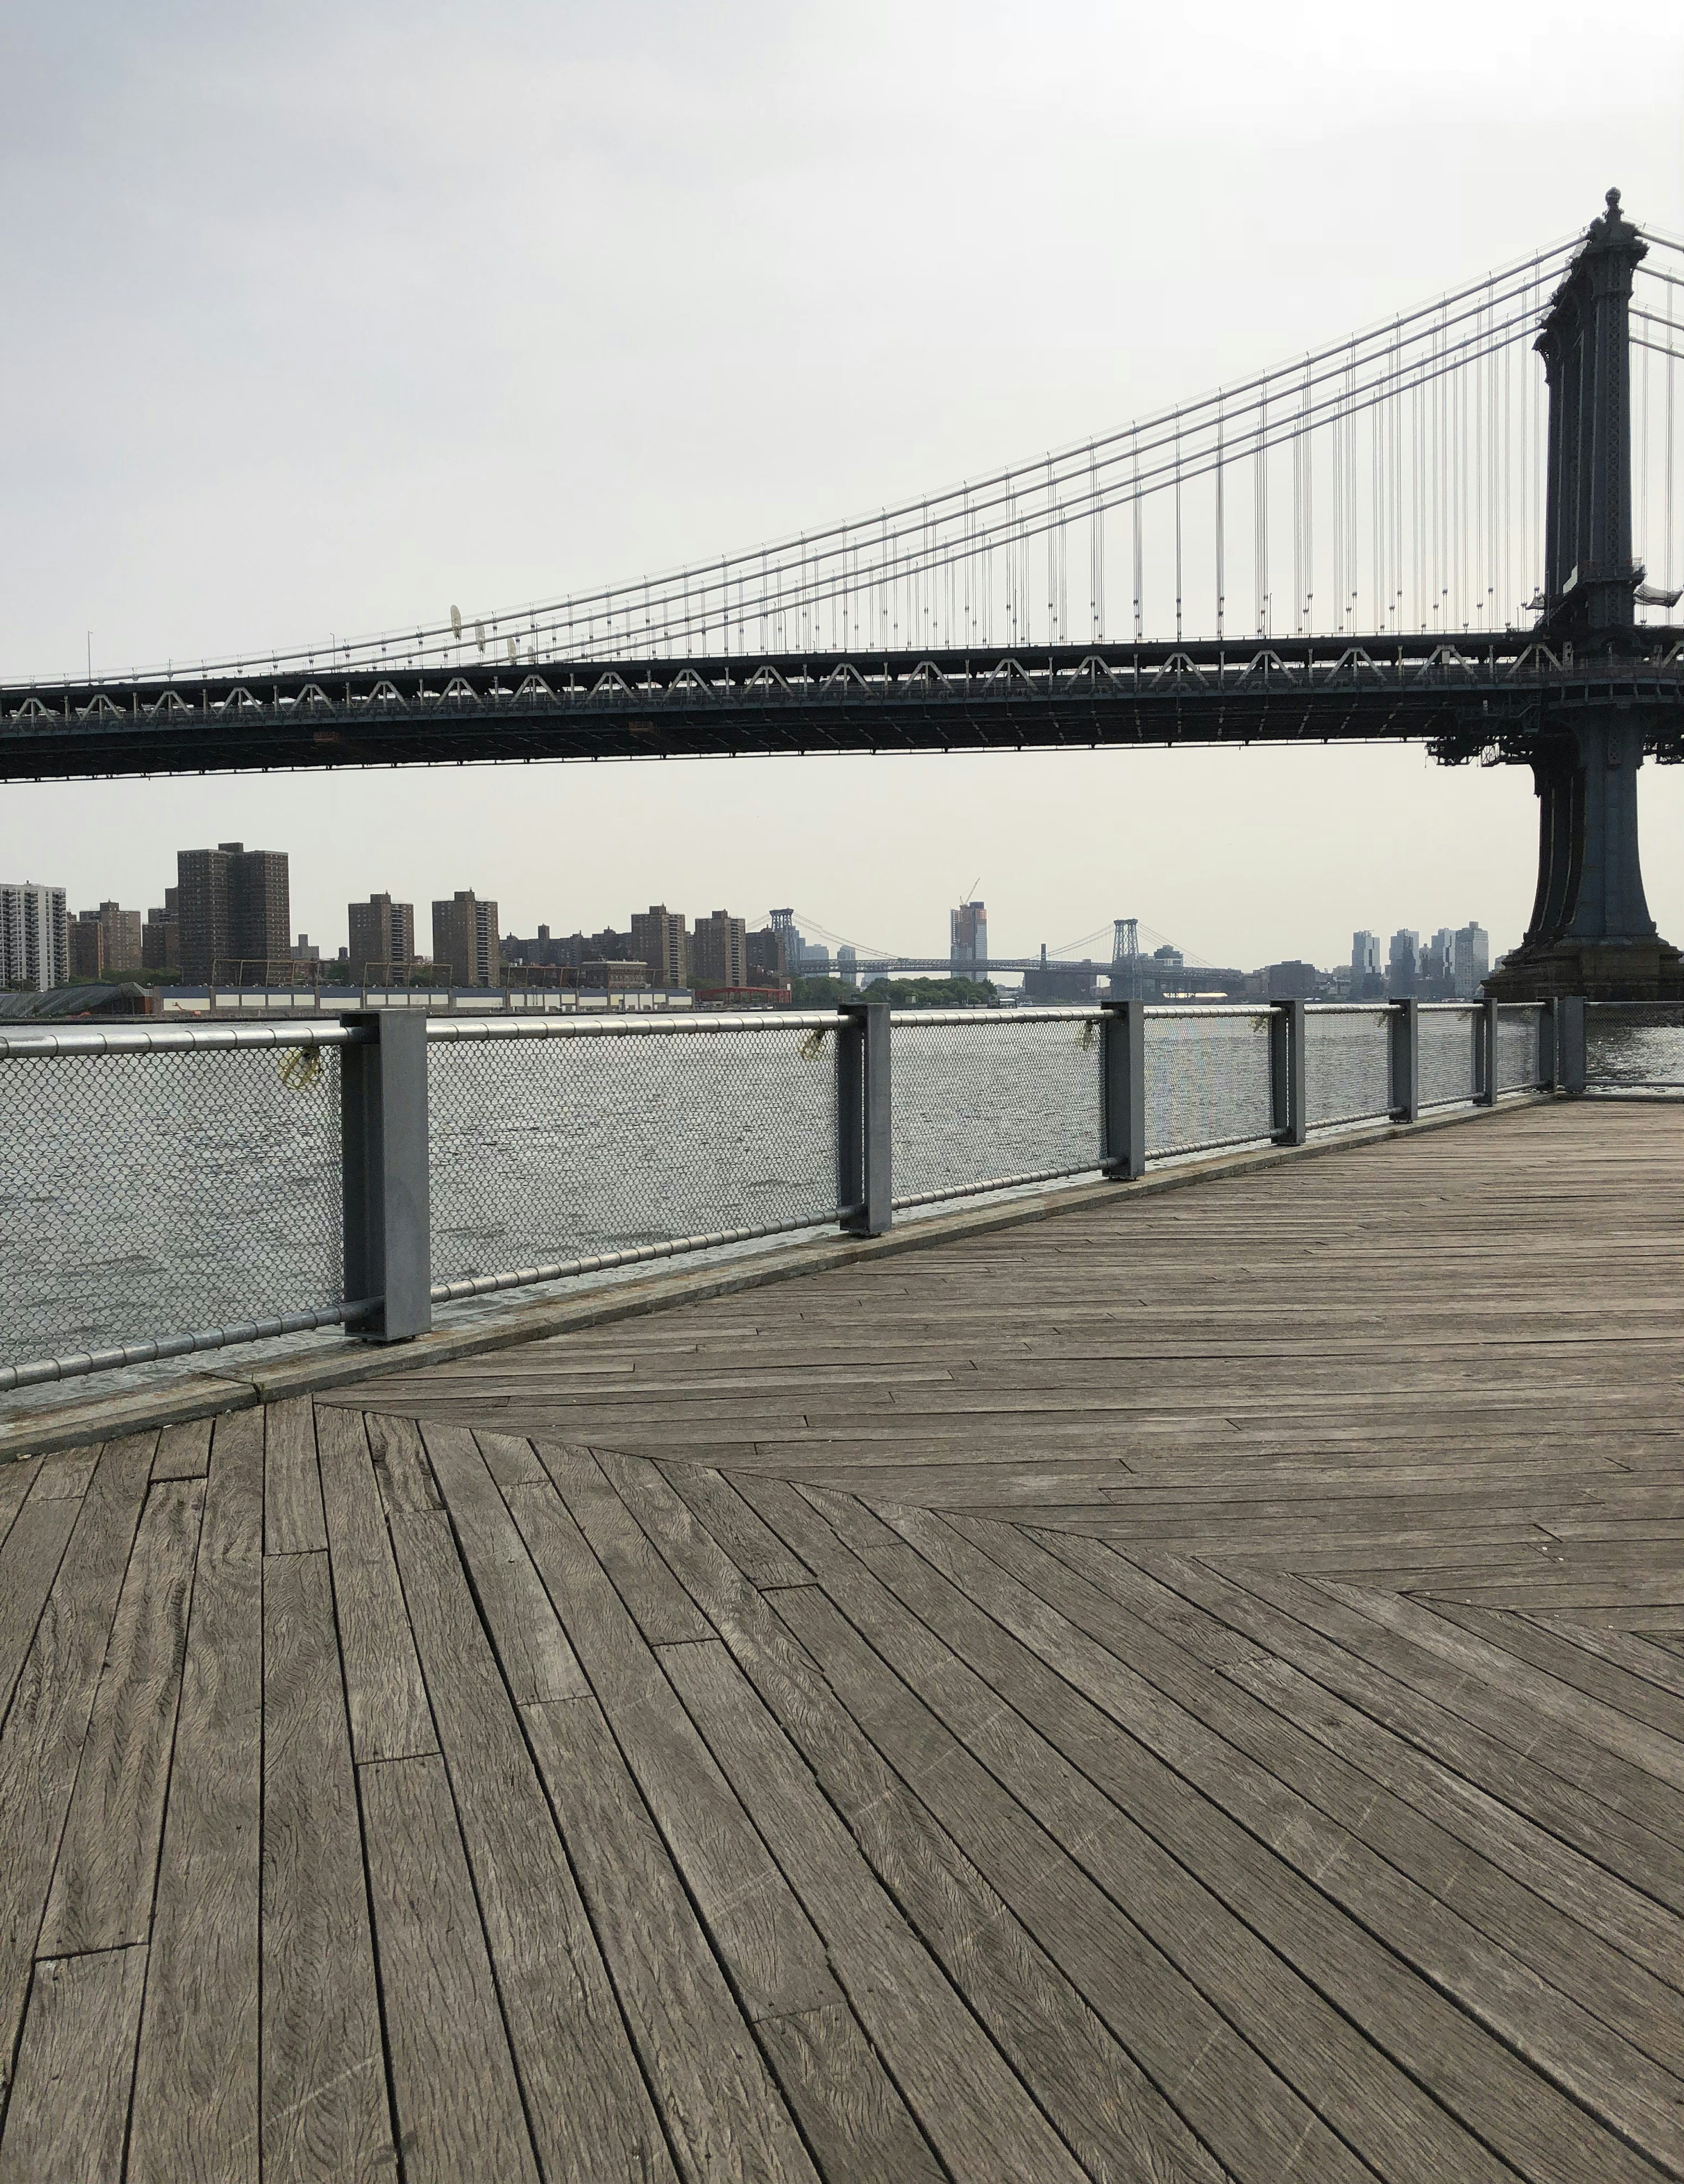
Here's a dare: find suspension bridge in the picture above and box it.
[4,190,1683,997]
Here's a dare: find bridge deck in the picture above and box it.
[3,1101,1683,2182]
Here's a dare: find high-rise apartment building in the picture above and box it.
[1387,929,1420,998]
[142,888,180,973]
[951,899,988,972]
[349,894,417,982]
[431,891,500,987]
[177,843,291,982]
[631,905,688,988]
[1349,930,1384,1000]
[0,881,68,992]
[1453,922,1490,998]
[689,910,747,990]
[69,901,143,979]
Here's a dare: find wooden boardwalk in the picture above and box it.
[2,1098,1684,2181]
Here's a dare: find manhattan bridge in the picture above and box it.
[4,190,1684,999]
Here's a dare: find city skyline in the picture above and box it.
[7,825,1499,993]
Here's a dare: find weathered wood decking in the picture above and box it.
[2,1099,1683,2181]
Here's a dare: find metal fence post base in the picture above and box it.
[837,1003,892,1235]
[1270,1000,1306,1145]
[342,1012,432,1340]
[1389,1000,1420,1123]
[1099,1000,1146,1178]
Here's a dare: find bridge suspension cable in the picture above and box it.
[114,222,1684,689]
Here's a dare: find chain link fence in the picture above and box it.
[1303,1007,1393,1129]
[1144,1008,1275,1157]
[1496,1003,1545,1092]
[888,1011,1103,1206]
[428,1016,840,1290]
[0,1028,347,1382]
[1418,1003,1481,1108]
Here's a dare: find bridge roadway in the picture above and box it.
[4,628,1683,778]
[1,1099,1682,2180]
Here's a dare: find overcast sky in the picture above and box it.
[3,0,1682,966]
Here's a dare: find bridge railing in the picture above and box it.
[0,997,1559,1396]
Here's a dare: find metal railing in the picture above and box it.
[0,996,1560,1393]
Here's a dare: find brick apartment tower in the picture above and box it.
[689,910,747,990]
[631,905,689,989]
[177,844,291,983]
[349,894,417,982]
[431,891,500,988]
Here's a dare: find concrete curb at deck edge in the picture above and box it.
[0,1092,1583,1461]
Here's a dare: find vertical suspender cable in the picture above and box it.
[1174,414,1183,642]
[1215,394,1225,638]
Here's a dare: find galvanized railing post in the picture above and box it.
[1389,999,1419,1123]
[1477,995,1499,1106]
[1099,1000,1147,1178]
[1557,996,1588,1095]
[1538,999,1557,1090]
[342,1012,432,1340]
[837,1004,892,1236]
[1270,1000,1306,1146]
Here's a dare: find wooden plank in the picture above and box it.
[0,1431,155,2109]
[1042,1533,1684,1992]
[359,1754,539,2184]
[746,1477,1498,2184]
[931,1507,1684,2110]
[0,1946,147,2184]
[364,1409,443,1515]
[867,1500,1670,2184]
[414,1423,586,1703]
[27,1446,103,1501]
[521,1695,819,2182]
[262,1396,325,1554]
[39,1476,204,1956]
[503,1474,838,2027]
[260,1549,396,2183]
[151,1417,212,1482]
[534,1440,712,1645]
[471,1426,550,1489]
[0,1498,80,1731]
[313,1403,435,1763]
[752,2005,945,2184]
[657,1634,1095,2184]
[384,1504,675,2184]
[661,1463,812,1589]
[127,1406,263,2184]
[0,1458,36,1549]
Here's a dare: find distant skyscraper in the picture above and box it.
[177,843,290,981]
[349,894,417,982]
[950,899,988,972]
[1453,922,1490,998]
[836,945,858,988]
[1350,930,1384,1000]
[142,887,179,973]
[431,891,500,987]
[0,881,68,992]
[1387,929,1420,998]
[689,910,747,990]
[631,905,689,988]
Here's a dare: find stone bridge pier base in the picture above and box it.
[1487,711,1684,1001]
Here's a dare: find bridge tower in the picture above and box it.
[1488,190,1684,1002]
